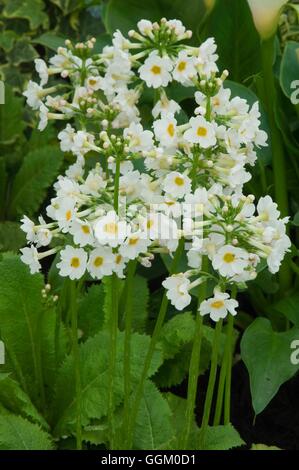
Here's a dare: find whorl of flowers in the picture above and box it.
[21,18,290,322]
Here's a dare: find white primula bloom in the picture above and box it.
[20,246,41,274]
[247,0,288,39]
[38,103,49,131]
[184,116,216,148]
[137,19,153,35]
[112,253,128,278]
[123,122,153,152]
[69,219,94,247]
[87,247,114,279]
[187,249,202,268]
[172,51,196,85]
[139,52,173,88]
[212,244,249,277]
[35,59,48,86]
[167,19,186,36]
[86,75,102,91]
[23,81,44,109]
[80,170,106,196]
[200,291,238,322]
[58,124,76,152]
[152,94,181,118]
[143,212,178,243]
[20,216,36,243]
[65,161,84,180]
[197,37,218,77]
[119,231,150,260]
[162,171,191,198]
[94,211,129,247]
[257,195,280,222]
[153,115,178,148]
[53,198,77,232]
[57,246,87,279]
[162,273,191,310]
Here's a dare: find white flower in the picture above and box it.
[142,212,178,242]
[187,249,202,268]
[123,122,153,152]
[137,19,153,35]
[80,170,106,196]
[94,210,129,247]
[172,51,196,85]
[212,244,249,277]
[69,219,94,247]
[86,76,102,91]
[167,19,186,36]
[200,291,238,322]
[87,247,114,279]
[35,59,48,86]
[162,273,191,310]
[257,195,280,222]
[112,252,128,278]
[20,246,41,274]
[57,246,87,279]
[38,103,49,131]
[152,94,181,118]
[139,52,173,88]
[197,37,218,77]
[153,115,178,148]
[247,0,288,39]
[20,216,36,243]
[58,124,76,152]
[65,161,85,180]
[184,116,216,148]
[162,171,191,198]
[52,198,77,232]
[23,81,43,109]
[119,231,150,260]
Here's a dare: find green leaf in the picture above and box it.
[273,293,299,327]
[130,274,149,332]
[78,284,106,340]
[158,312,195,360]
[0,85,25,145]
[0,158,7,218]
[292,211,299,227]
[3,0,48,30]
[7,38,38,66]
[9,145,63,218]
[202,424,245,450]
[0,222,25,252]
[0,255,44,398]
[0,408,53,450]
[52,330,163,436]
[280,41,299,100]
[0,31,17,52]
[0,373,47,429]
[133,381,174,450]
[203,0,261,83]
[33,33,67,51]
[241,318,299,414]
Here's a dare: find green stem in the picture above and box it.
[70,281,82,450]
[260,36,291,291]
[108,274,119,449]
[224,314,234,425]
[122,259,137,448]
[127,239,184,448]
[199,319,223,449]
[36,308,46,412]
[181,257,208,449]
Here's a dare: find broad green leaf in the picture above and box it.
[33,33,67,51]
[0,31,17,52]
[241,318,299,414]
[0,158,7,218]
[0,408,53,450]
[130,274,149,332]
[52,330,163,436]
[273,293,299,327]
[0,222,25,252]
[293,211,299,226]
[159,312,195,360]
[3,0,48,30]
[133,380,174,450]
[280,41,299,100]
[202,424,245,450]
[203,0,261,82]
[78,284,106,340]
[0,85,25,145]
[0,373,47,429]
[251,443,281,450]
[0,255,44,398]
[7,39,38,66]
[8,145,63,218]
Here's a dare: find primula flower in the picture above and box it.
[200,291,238,322]
[139,52,173,88]
[57,246,87,279]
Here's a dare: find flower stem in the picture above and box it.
[108,274,119,449]
[199,319,223,449]
[260,35,292,291]
[122,259,137,448]
[127,239,184,448]
[224,314,234,424]
[181,256,208,449]
[70,280,82,450]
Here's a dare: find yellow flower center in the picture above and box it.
[177,61,186,71]
[81,225,90,234]
[116,254,122,264]
[147,219,154,229]
[223,252,235,263]
[94,256,103,267]
[66,210,72,221]
[151,65,161,75]
[211,300,225,309]
[104,222,118,234]
[89,78,97,86]
[167,123,175,137]
[197,126,207,137]
[174,176,184,186]
[71,257,80,268]
[129,236,139,245]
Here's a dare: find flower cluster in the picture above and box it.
[21,18,290,322]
